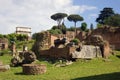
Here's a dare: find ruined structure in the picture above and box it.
[40,46,73,60]
[11,51,36,67]
[0,38,8,50]
[33,28,114,60]
[39,35,104,59]
[32,31,75,53]
[10,42,16,56]
[0,61,10,72]
[32,31,51,57]
[85,35,110,58]
[75,26,120,50]
[65,31,75,41]
[39,44,103,59]
[90,27,120,50]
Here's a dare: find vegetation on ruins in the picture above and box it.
[67,26,75,31]
[71,38,80,45]
[48,23,67,35]
[49,29,62,35]
[104,14,120,27]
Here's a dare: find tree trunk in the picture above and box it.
[74,22,77,37]
[57,19,62,29]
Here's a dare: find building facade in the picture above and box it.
[16,27,31,37]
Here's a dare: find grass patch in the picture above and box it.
[0,51,120,80]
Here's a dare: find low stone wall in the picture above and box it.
[40,47,75,59]
[39,45,105,59]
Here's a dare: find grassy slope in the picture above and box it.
[0,51,120,80]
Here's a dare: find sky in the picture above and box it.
[0,0,120,34]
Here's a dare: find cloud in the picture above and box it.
[0,0,97,34]
[78,5,97,13]
[88,14,98,19]
[89,14,98,18]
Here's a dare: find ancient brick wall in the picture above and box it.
[50,35,58,46]
[91,27,120,50]
[76,31,87,41]
[66,31,75,41]
[39,47,75,59]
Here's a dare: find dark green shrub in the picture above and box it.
[71,38,80,45]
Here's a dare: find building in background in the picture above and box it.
[16,27,31,37]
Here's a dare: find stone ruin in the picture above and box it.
[0,61,10,72]
[89,26,120,50]
[32,31,51,58]
[11,51,37,67]
[22,64,46,75]
[85,35,111,58]
[39,34,111,60]
[31,31,111,63]
[11,50,47,75]
[0,38,8,50]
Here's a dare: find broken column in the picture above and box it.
[22,64,46,75]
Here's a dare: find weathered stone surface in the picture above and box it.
[0,61,3,65]
[72,45,102,59]
[85,35,110,58]
[22,51,36,64]
[102,41,110,58]
[22,64,46,75]
[91,27,120,50]
[40,47,72,60]
[11,57,21,67]
[11,51,36,66]
[0,65,10,72]
[86,35,104,46]
[32,31,51,54]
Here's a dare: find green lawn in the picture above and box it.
[0,51,120,80]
